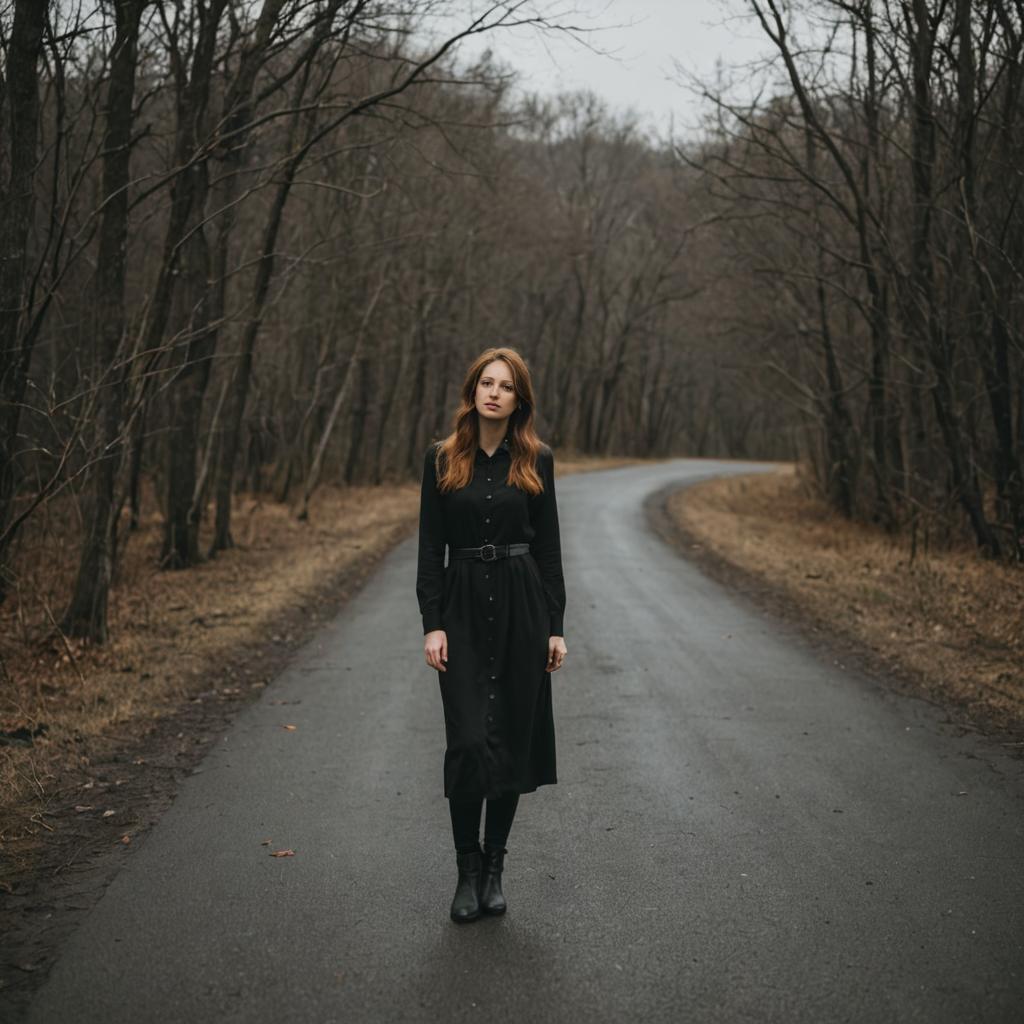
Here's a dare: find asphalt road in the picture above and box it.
[23,459,1024,1024]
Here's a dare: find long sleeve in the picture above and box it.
[416,443,447,634]
[531,447,566,636]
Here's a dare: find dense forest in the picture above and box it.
[1,0,1021,647]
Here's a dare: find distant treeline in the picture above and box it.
[0,1,1020,645]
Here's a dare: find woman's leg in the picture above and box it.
[479,793,518,915]
[448,796,484,854]
[483,792,519,852]
[448,797,485,922]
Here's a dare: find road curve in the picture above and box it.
[23,458,1024,1024]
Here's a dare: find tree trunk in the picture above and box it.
[61,0,146,638]
[0,0,46,601]
[907,0,999,555]
[211,150,300,551]
[160,174,216,568]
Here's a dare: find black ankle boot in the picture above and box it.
[450,849,483,923]
[479,846,507,915]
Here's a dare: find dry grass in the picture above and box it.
[668,465,1024,730]
[0,480,420,854]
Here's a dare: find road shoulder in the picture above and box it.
[646,466,1024,748]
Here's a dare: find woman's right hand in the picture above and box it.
[424,629,448,672]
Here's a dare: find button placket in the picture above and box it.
[481,448,503,727]
[485,611,497,727]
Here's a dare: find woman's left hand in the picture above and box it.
[547,636,567,673]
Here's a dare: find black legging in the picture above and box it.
[448,793,520,854]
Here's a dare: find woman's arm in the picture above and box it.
[416,443,447,634]
[531,446,566,636]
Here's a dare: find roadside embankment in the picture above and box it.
[660,465,1024,737]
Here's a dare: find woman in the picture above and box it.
[416,347,568,924]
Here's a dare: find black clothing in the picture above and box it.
[449,798,484,854]
[416,435,565,799]
[448,793,520,853]
[484,792,519,851]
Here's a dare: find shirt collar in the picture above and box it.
[475,435,510,462]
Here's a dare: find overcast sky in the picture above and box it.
[430,0,772,139]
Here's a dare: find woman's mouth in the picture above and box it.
[485,403,499,409]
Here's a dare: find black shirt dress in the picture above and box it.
[416,435,566,800]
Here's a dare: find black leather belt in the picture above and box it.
[452,542,530,562]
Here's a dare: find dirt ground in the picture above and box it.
[0,451,635,1012]
[659,465,1024,739]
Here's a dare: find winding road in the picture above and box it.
[23,459,1024,1023]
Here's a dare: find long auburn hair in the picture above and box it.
[433,347,546,496]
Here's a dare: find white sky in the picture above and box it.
[431,0,773,139]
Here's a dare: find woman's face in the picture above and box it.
[475,360,518,424]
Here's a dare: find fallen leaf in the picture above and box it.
[73,805,94,813]
[102,809,115,818]
[270,848,295,857]
[282,724,297,731]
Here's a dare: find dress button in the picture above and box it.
[490,675,496,680]
[486,494,492,499]
[487,715,493,723]
[484,573,489,579]
[489,655,494,661]
[485,517,490,523]
[489,693,495,700]
[487,616,494,622]
[488,595,493,602]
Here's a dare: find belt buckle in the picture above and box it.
[479,543,497,562]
